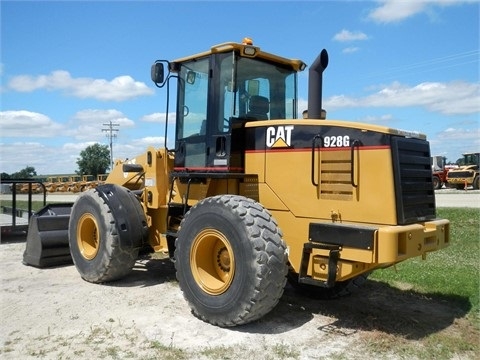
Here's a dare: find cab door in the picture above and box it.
[174,58,210,170]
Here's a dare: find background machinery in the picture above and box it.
[24,39,450,327]
[446,152,480,190]
[431,155,449,190]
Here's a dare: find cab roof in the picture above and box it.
[171,41,307,72]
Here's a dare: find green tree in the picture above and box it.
[0,172,11,180]
[11,166,37,179]
[76,143,110,177]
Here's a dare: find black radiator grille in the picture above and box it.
[391,137,436,225]
[448,170,475,178]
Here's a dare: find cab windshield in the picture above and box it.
[464,153,479,166]
[226,55,297,122]
[176,51,298,140]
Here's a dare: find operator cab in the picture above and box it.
[151,40,306,173]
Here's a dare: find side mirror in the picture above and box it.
[151,62,165,84]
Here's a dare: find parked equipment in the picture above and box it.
[446,152,480,190]
[24,39,450,327]
[431,155,449,189]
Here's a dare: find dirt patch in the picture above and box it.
[0,240,476,359]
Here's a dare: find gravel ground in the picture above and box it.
[0,240,364,360]
[0,237,475,360]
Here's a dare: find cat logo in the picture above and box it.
[266,125,294,148]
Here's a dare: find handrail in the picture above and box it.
[350,140,361,188]
[311,134,322,186]
[0,179,46,232]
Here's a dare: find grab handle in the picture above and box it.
[311,134,322,186]
[350,139,361,188]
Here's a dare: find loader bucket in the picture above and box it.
[23,203,74,268]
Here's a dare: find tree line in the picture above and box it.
[1,144,110,180]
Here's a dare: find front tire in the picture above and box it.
[474,176,479,190]
[175,195,288,327]
[68,184,148,283]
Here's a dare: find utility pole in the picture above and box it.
[102,121,120,170]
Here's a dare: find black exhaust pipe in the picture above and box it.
[307,49,329,119]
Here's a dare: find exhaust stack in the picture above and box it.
[307,49,329,119]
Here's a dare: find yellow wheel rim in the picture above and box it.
[190,229,235,295]
[77,213,100,260]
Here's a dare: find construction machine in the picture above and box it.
[24,39,450,327]
[446,152,480,190]
[431,155,449,189]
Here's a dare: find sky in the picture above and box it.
[1,0,479,175]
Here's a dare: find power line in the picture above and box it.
[102,121,120,171]
[359,49,479,81]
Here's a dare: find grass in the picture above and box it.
[0,200,46,212]
[371,208,480,319]
[369,207,480,358]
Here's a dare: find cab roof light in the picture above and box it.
[242,37,256,56]
[243,46,256,56]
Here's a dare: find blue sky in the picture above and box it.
[1,0,479,175]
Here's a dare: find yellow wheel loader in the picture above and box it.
[24,39,450,327]
[446,152,480,190]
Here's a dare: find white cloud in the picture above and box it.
[0,133,175,175]
[333,29,368,42]
[324,80,480,115]
[342,47,360,54]
[430,126,480,161]
[0,142,77,174]
[0,108,176,174]
[368,0,426,23]
[8,70,154,101]
[368,0,476,23]
[439,126,480,142]
[73,109,135,127]
[0,108,137,142]
[63,141,99,152]
[140,112,176,123]
[0,110,65,137]
[70,109,135,141]
[133,137,165,146]
[108,137,170,163]
[358,114,395,124]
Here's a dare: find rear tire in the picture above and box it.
[432,176,441,190]
[68,184,148,283]
[175,195,288,327]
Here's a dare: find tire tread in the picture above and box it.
[176,195,287,326]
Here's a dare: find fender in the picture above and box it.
[95,184,148,249]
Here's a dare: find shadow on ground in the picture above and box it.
[119,256,471,340]
[5,237,471,342]
[265,280,470,340]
